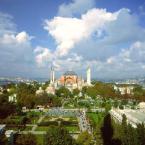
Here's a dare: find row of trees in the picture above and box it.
[16,83,62,108]
[0,94,16,119]
[100,114,145,145]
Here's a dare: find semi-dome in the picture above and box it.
[63,71,77,76]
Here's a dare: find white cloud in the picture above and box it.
[36,7,145,79]
[16,31,32,43]
[0,12,16,36]
[34,46,53,66]
[0,12,36,77]
[44,8,118,56]
[58,0,95,17]
[0,31,31,45]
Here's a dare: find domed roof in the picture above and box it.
[63,71,77,76]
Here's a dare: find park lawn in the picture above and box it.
[65,126,79,132]
[87,112,105,126]
[36,134,45,145]
[35,126,50,131]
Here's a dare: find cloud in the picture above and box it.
[58,0,95,17]
[0,12,36,77]
[35,7,145,79]
[0,12,16,36]
[34,46,53,67]
[138,3,145,16]
[44,8,118,56]
[0,31,32,45]
[1,1,145,79]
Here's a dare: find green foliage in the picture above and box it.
[136,124,145,145]
[56,86,71,98]
[86,86,98,99]
[36,92,50,106]
[0,94,16,119]
[42,81,50,90]
[17,83,36,108]
[45,125,78,145]
[73,88,80,96]
[15,133,38,145]
[94,82,117,98]
[0,131,7,145]
[77,131,93,145]
[101,113,122,145]
[82,82,118,100]
[133,85,145,101]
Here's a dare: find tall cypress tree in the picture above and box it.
[136,123,145,145]
[121,114,128,145]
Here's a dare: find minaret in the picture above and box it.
[52,68,55,83]
[87,67,91,85]
[50,66,55,84]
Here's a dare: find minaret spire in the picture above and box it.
[50,65,55,84]
[87,67,91,85]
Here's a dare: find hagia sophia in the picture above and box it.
[45,67,92,94]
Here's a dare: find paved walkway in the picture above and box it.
[77,110,92,134]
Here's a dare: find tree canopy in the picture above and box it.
[45,126,78,145]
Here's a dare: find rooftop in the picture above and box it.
[63,71,77,76]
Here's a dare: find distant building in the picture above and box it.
[9,94,17,103]
[57,71,84,90]
[110,108,145,128]
[114,84,134,95]
[48,67,92,91]
[0,87,3,94]
[45,84,55,95]
[36,87,44,95]
[138,102,145,109]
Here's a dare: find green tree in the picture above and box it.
[36,92,50,106]
[86,86,97,99]
[0,131,7,145]
[77,131,93,145]
[0,94,16,119]
[45,126,78,145]
[73,88,80,96]
[15,134,37,145]
[136,123,145,145]
[121,114,128,145]
[101,114,113,145]
[101,113,121,145]
[56,86,71,98]
[42,81,50,90]
[17,83,36,108]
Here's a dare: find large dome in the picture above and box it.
[63,71,77,76]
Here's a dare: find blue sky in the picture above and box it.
[0,0,145,79]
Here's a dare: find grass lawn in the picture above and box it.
[65,126,79,132]
[36,134,45,145]
[87,112,105,126]
[35,126,50,131]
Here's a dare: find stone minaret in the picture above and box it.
[50,66,55,84]
[52,68,55,83]
[87,67,91,85]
